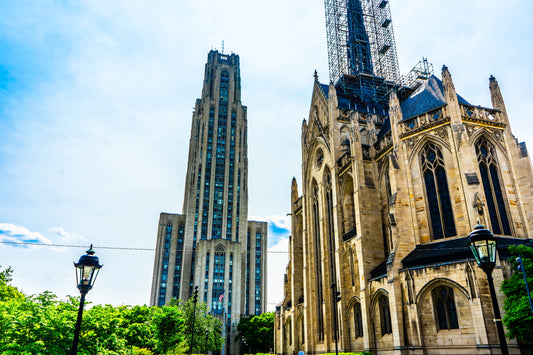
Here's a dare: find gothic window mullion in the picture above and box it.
[476,138,512,236]
[421,143,456,240]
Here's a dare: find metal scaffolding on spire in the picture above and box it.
[324,0,401,105]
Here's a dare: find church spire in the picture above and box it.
[442,65,462,124]
[489,75,508,119]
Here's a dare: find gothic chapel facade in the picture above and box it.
[274,66,533,354]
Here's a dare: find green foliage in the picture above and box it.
[0,267,224,355]
[501,245,533,344]
[0,265,24,301]
[236,312,274,353]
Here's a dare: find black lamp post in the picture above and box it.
[467,225,508,355]
[331,282,340,355]
[204,329,209,355]
[189,286,199,355]
[71,245,103,355]
[516,254,533,315]
[242,337,247,355]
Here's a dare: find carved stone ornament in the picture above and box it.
[405,136,419,153]
[464,123,477,138]
[315,148,324,170]
[488,128,504,143]
[340,109,349,118]
[434,126,448,140]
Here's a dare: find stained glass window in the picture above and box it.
[476,138,512,235]
[421,143,456,239]
[432,286,459,330]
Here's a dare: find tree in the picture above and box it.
[501,245,533,344]
[0,265,224,354]
[0,265,23,301]
[236,312,274,353]
[180,297,223,354]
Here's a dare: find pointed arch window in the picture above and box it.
[421,143,456,239]
[379,295,392,335]
[353,302,363,338]
[324,170,337,280]
[475,138,511,235]
[432,286,459,330]
[312,181,324,341]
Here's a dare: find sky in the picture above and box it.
[1,0,532,311]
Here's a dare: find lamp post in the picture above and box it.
[204,329,209,355]
[330,282,340,355]
[242,337,247,355]
[467,225,508,355]
[189,286,199,355]
[516,254,533,315]
[71,245,103,355]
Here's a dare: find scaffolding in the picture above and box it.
[324,0,401,105]
[402,57,434,90]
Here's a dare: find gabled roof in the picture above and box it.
[400,75,470,120]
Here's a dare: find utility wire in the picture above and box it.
[0,240,474,254]
[0,240,290,253]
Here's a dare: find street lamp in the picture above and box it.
[189,286,199,355]
[204,329,209,355]
[467,225,508,355]
[516,254,533,315]
[330,282,340,355]
[71,245,103,355]
[242,337,247,355]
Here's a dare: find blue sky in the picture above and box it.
[1,0,532,310]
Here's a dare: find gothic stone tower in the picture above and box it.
[151,50,268,355]
[274,66,533,354]
[274,0,533,353]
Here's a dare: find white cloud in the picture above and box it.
[0,223,52,248]
[49,227,88,244]
[1,0,532,307]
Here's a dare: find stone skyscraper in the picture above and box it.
[151,50,267,354]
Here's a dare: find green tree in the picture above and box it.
[236,312,274,353]
[501,245,533,344]
[0,265,24,301]
[0,265,225,354]
[179,297,223,354]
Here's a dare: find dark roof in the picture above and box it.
[316,79,389,115]
[401,236,533,269]
[400,75,470,120]
[368,237,533,279]
[370,260,387,279]
[377,117,390,140]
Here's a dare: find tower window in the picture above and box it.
[476,138,512,235]
[421,143,456,239]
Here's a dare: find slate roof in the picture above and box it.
[368,237,533,279]
[401,236,533,269]
[400,75,470,121]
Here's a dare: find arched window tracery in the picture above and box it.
[420,143,456,239]
[432,285,459,330]
[475,137,511,235]
[312,180,324,341]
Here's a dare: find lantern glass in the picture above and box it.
[468,225,498,270]
[74,245,102,295]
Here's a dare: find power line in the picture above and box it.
[0,240,291,253]
[0,240,474,254]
